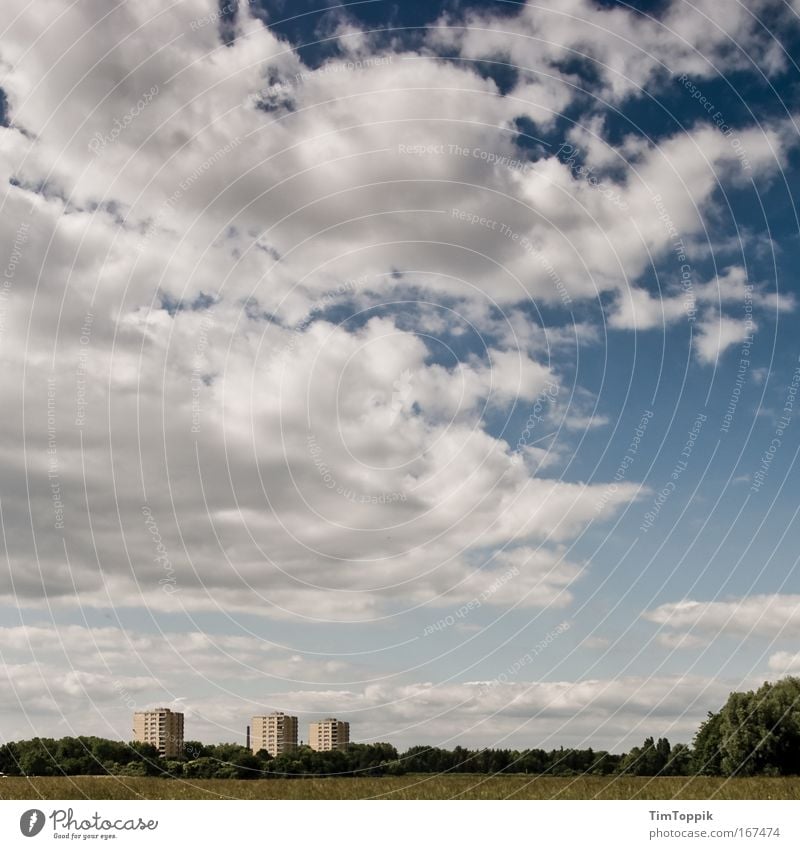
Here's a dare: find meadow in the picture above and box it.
[1,775,799,800]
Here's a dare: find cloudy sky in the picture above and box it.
[1,0,799,753]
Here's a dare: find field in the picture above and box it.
[1,775,799,800]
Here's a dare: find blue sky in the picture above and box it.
[0,0,799,752]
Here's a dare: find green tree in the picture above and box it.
[128,741,162,775]
[693,711,723,775]
[0,742,22,775]
[253,748,273,764]
[618,737,672,776]
[515,748,549,774]
[18,739,56,776]
[715,678,800,776]
[183,740,209,760]
[663,743,692,776]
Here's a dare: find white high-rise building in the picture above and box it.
[250,712,298,757]
[132,708,184,758]
[309,718,350,752]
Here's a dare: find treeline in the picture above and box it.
[2,677,799,779]
[0,737,669,779]
[0,739,402,780]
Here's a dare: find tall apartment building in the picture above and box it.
[132,708,184,758]
[309,718,350,752]
[250,712,298,757]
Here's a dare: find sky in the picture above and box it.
[1,0,800,753]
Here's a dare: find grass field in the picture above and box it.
[1,775,799,800]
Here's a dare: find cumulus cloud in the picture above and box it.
[767,651,800,674]
[179,673,745,751]
[608,263,790,366]
[609,286,690,331]
[0,3,789,611]
[0,0,796,743]
[693,313,756,365]
[0,624,355,689]
[643,594,800,639]
[655,632,707,651]
[0,299,641,619]
[431,0,790,104]
[0,621,743,749]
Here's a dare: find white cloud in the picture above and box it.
[644,594,800,639]
[0,0,796,749]
[448,545,582,609]
[0,622,742,749]
[655,632,707,651]
[179,673,744,751]
[768,651,800,674]
[608,264,789,363]
[695,266,795,313]
[694,312,756,365]
[0,0,790,619]
[609,286,689,331]
[0,305,640,619]
[0,624,357,689]
[432,0,790,107]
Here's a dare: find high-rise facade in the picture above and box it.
[309,718,350,752]
[250,712,298,756]
[132,708,184,758]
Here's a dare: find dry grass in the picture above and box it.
[1,775,799,800]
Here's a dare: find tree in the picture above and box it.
[228,751,262,779]
[18,739,56,776]
[128,741,162,775]
[618,737,672,776]
[589,751,620,775]
[183,740,209,760]
[713,678,800,776]
[0,742,22,775]
[693,711,723,775]
[517,748,550,774]
[55,737,90,774]
[663,743,692,776]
